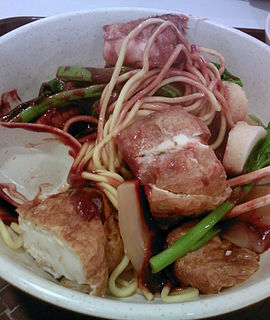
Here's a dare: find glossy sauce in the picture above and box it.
[138,185,181,293]
[36,106,80,129]
[70,188,105,223]
[0,197,18,224]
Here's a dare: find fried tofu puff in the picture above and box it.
[167,222,259,294]
[17,188,123,296]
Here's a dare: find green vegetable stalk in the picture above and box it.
[190,225,221,251]
[39,79,65,96]
[12,84,105,123]
[149,201,234,273]
[248,114,267,130]
[213,62,243,87]
[56,66,131,83]
[245,123,270,173]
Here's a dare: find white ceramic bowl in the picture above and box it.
[1,7,270,320]
[266,12,270,45]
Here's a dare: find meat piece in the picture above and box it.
[144,185,231,217]
[117,106,231,218]
[167,222,259,294]
[103,14,187,68]
[222,220,270,254]
[17,188,123,296]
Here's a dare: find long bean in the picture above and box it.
[39,79,65,96]
[1,79,65,122]
[12,84,105,123]
[56,66,131,83]
[149,201,234,273]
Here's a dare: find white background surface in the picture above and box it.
[0,0,270,29]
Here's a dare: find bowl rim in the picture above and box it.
[265,12,270,45]
[1,6,269,48]
[1,7,270,320]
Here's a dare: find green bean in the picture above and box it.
[56,66,131,83]
[149,201,234,273]
[39,79,65,96]
[12,84,105,123]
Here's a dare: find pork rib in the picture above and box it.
[103,14,187,68]
[117,106,231,218]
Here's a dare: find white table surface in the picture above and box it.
[0,0,270,29]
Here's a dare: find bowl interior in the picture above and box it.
[1,7,270,320]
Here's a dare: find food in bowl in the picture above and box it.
[0,12,270,306]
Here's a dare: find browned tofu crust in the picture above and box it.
[17,189,109,296]
[167,222,259,294]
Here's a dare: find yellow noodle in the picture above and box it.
[96,170,124,183]
[77,142,95,172]
[10,222,22,235]
[0,220,23,250]
[161,285,199,303]
[72,141,89,171]
[108,255,138,297]
[109,20,173,132]
[210,111,227,150]
[102,116,113,169]
[138,284,155,301]
[103,189,118,210]
[97,182,117,197]
[198,46,226,75]
[99,18,166,138]
[157,75,221,111]
[119,166,133,180]
[108,140,116,173]
[143,93,204,106]
[82,172,117,185]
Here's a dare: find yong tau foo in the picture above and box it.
[1,13,270,303]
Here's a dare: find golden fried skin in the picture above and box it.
[103,195,124,274]
[117,106,231,219]
[18,188,124,296]
[167,222,259,294]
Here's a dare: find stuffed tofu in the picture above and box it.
[17,188,123,296]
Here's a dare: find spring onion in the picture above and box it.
[149,201,234,273]
[190,225,221,251]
